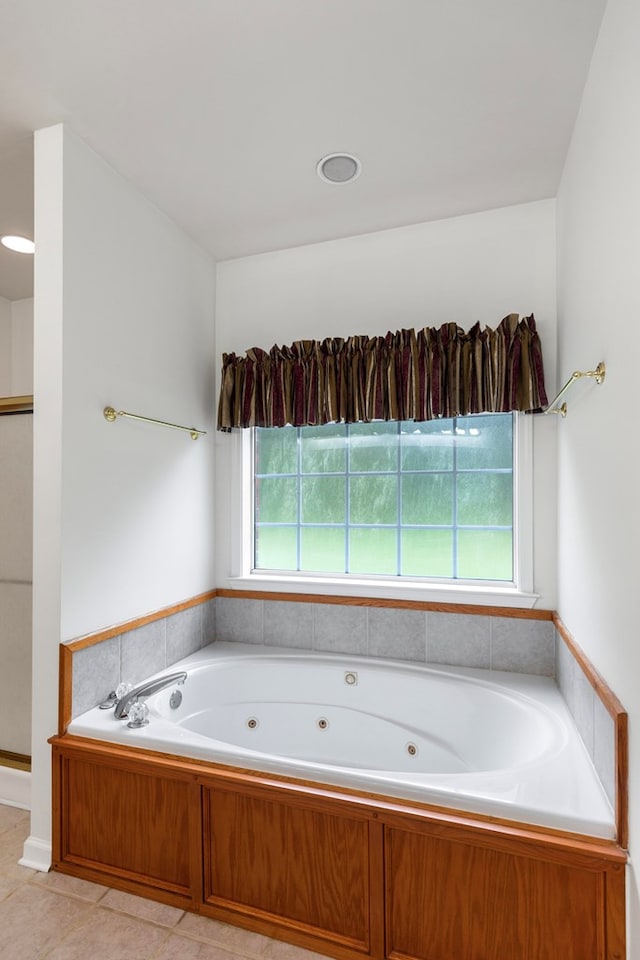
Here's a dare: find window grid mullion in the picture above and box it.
[254,417,515,584]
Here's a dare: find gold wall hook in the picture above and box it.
[103,406,206,439]
[544,362,606,417]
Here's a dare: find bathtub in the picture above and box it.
[67,641,615,839]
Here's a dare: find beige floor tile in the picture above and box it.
[0,851,35,907]
[45,904,172,959]
[0,804,329,960]
[177,911,273,955]
[0,804,29,835]
[31,868,109,901]
[0,876,26,904]
[0,822,32,866]
[0,843,35,884]
[0,883,93,959]
[154,934,246,959]
[101,886,185,926]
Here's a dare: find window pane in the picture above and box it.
[350,528,397,574]
[457,473,512,526]
[401,421,454,471]
[456,415,512,469]
[301,425,346,473]
[256,426,297,475]
[301,527,346,572]
[402,474,452,524]
[350,476,397,524]
[349,422,398,472]
[457,529,513,580]
[401,529,453,577]
[302,476,345,523]
[255,526,297,569]
[253,414,515,583]
[256,477,298,523]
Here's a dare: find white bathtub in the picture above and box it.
[67,642,615,839]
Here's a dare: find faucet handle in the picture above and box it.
[98,691,118,710]
[127,700,150,729]
[115,681,133,701]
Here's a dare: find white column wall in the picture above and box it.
[0,296,11,394]
[27,124,216,867]
[215,199,558,607]
[556,0,640,948]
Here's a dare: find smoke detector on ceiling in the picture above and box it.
[316,153,361,184]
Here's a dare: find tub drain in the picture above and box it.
[406,742,418,757]
[317,717,329,730]
[246,717,259,729]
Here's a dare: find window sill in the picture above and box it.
[225,574,540,610]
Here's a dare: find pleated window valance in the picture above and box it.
[217,313,548,431]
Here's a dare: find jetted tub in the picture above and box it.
[67,641,615,839]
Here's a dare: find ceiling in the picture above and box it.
[0,0,606,302]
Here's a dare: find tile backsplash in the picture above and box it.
[215,596,556,675]
[66,592,616,813]
[69,597,216,719]
[556,633,616,810]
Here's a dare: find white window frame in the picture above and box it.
[227,414,537,608]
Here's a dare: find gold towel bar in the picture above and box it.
[103,406,206,440]
[544,362,606,417]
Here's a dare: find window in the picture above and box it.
[253,414,516,584]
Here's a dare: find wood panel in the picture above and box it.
[385,826,610,960]
[59,753,195,896]
[51,736,626,960]
[216,587,553,620]
[203,785,371,950]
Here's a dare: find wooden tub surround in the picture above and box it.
[51,735,625,960]
[53,595,628,960]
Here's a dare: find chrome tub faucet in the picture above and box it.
[113,671,187,721]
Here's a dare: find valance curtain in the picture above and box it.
[217,313,548,431]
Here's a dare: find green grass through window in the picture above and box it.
[254,415,514,581]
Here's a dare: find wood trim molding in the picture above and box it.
[216,588,554,620]
[64,590,217,654]
[52,735,626,864]
[58,590,217,734]
[0,394,33,413]
[0,749,31,770]
[553,614,628,851]
[553,615,626,717]
[59,644,74,735]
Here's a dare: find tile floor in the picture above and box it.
[0,803,326,960]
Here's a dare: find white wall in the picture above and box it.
[0,413,32,757]
[556,0,640,947]
[0,296,33,764]
[27,124,216,866]
[0,296,34,396]
[215,199,558,607]
[11,298,34,395]
[0,296,11,393]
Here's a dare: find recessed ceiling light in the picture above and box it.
[1,235,35,254]
[316,153,361,185]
